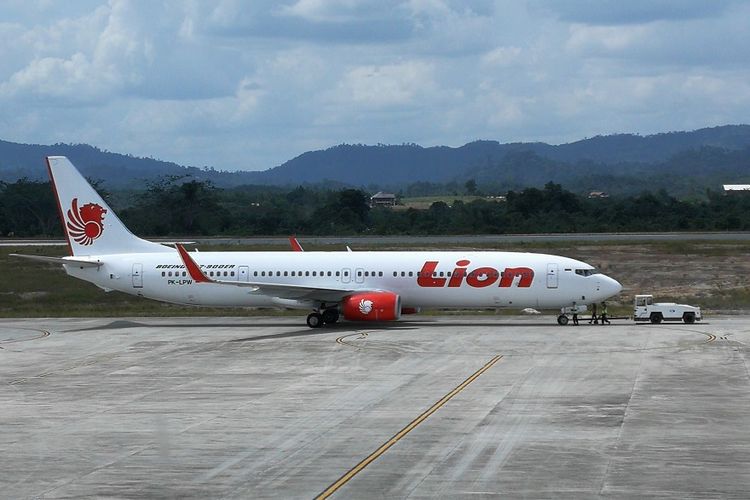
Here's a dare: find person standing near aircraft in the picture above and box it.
[600,301,610,325]
[589,302,598,324]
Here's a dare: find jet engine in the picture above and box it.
[342,291,401,321]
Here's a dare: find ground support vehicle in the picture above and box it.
[633,294,701,324]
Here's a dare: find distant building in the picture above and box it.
[588,191,610,199]
[723,184,750,193]
[370,191,396,207]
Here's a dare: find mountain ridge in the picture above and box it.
[1,125,749,194]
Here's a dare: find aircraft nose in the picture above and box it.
[603,274,622,297]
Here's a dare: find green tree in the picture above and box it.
[0,179,60,236]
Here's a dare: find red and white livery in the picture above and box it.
[13,157,622,328]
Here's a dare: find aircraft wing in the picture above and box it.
[175,244,358,302]
[10,254,103,267]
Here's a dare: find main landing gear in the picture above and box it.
[306,308,340,328]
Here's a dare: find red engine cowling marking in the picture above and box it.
[342,291,401,321]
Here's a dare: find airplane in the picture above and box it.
[12,156,622,328]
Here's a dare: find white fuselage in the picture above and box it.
[64,250,622,311]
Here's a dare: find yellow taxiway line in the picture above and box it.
[316,354,503,499]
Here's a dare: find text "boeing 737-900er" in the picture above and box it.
[12,157,622,327]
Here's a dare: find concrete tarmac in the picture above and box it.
[1,316,749,499]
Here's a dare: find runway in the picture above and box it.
[1,316,749,498]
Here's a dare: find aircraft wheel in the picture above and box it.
[557,314,569,326]
[322,309,339,324]
[306,312,323,328]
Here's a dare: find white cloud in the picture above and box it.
[278,0,363,22]
[481,46,523,67]
[337,61,435,107]
[0,1,748,170]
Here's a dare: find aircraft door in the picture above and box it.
[546,263,558,289]
[238,266,249,282]
[341,268,351,283]
[132,263,143,288]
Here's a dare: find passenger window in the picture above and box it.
[161,271,165,277]
[312,271,317,276]
[231,271,235,277]
[254,271,258,277]
[284,271,288,276]
[379,271,383,277]
[409,271,413,277]
[306,271,310,276]
[357,271,362,277]
[344,271,349,276]
[364,271,369,277]
[183,271,186,277]
[401,271,405,277]
[327,271,332,276]
[335,271,340,277]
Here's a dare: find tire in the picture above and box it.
[683,312,695,324]
[306,312,323,328]
[322,309,339,324]
[557,315,569,326]
[650,313,663,324]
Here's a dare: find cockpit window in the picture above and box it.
[575,268,600,277]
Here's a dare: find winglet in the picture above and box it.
[289,235,304,252]
[175,244,212,283]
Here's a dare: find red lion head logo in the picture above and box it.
[66,198,107,245]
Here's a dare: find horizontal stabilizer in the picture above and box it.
[10,254,102,267]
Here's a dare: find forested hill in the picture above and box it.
[0,141,263,188]
[259,125,750,186]
[1,125,749,194]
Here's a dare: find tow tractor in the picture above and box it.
[633,294,701,324]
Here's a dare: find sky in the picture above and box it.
[0,0,748,171]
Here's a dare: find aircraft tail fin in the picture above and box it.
[46,156,172,256]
